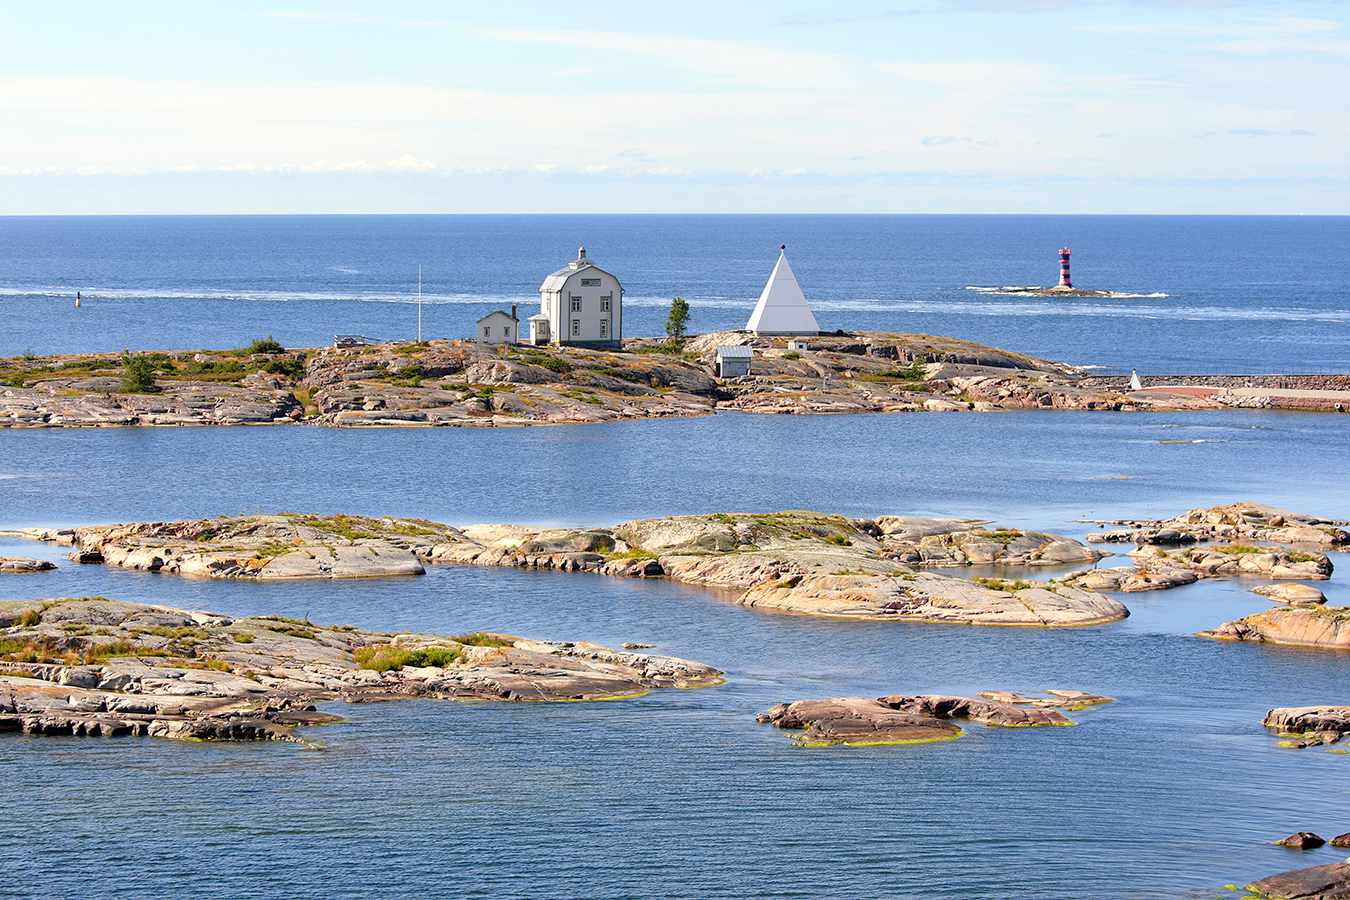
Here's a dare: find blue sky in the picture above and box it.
[1,0,1346,214]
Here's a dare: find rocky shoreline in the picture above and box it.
[0,597,722,744]
[5,331,1345,429]
[20,509,1130,627]
[14,501,1349,638]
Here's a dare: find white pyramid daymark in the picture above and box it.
[746,247,820,336]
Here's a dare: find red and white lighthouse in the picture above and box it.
[1058,248,1072,288]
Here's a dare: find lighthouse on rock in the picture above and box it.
[1058,248,1073,288]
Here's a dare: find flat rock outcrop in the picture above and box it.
[1127,544,1332,581]
[1087,502,1349,547]
[1199,608,1350,650]
[757,690,1110,746]
[65,514,465,580]
[739,571,1127,626]
[1262,706,1350,748]
[1255,583,1328,607]
[27,509,1125,627]
[0,557,56,573]
[0,598,722,744]
[1245,863,1350,900]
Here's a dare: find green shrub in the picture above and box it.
[451,633,510,648]
[262,358,307,379]
[120,351,161,393]
[826,533,852,546]
[783,352,800,360]
[245,336,286,355]
[354,644,464,671]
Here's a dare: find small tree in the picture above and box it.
[120,351,159,393]
[665,296,690,343]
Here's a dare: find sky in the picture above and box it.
[1,0,1346,215]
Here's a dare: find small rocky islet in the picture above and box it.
[0,596,724,745]
[4,330,1342,429]
[756,690,1112,747]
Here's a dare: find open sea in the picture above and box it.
[2,215,1350,900]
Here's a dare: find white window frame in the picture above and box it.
[571,297,582,312]
[600,298,610,312]
[571,320,580,337]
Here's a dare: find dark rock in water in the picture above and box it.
[1246,862,1350,899]
[1278,832,1327,848]
[1331,834,1350,848]
[757,690,1109,746]
[0,557,56,573]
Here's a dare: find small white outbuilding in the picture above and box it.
[746,245,820,337]
[477,310,519,345]
[715,345,753,379]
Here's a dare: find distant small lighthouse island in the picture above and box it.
[970,247,1116,298]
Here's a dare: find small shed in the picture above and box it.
[477,310,519,345]
[716,345,753,379]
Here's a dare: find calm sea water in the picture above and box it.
[2,217,1350,900]
[1,214,1348,373]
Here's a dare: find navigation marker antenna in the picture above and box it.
[418,264,422,342]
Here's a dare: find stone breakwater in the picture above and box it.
[6,331,1344,428]
[24,510,1126,627]
[0,597,722,744]
[757,690,1112,746]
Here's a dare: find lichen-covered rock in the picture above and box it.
[1128,544,1332,580]
[0,598,722,744]
[757,690,1108,746]
[1278,833,1327,848]
[64,514,462,580]
[1199,608,1350,650]
[1097,502,1349,547]
[739,571,1127,626]
[1246,863,1350,900]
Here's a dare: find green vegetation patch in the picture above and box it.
[354,644,464,672]
[972,576,1033,593]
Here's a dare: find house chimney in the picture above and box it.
[511,304,516,319]
[578,247,585,260]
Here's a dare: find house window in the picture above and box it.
[600,298,610,312]
[600,322,608,338]
[504,327,510,338]
[571,321,580,336]
[581,278,600,286]
[571,297,582,312]
[483,326,490,337]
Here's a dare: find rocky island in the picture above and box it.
[5,331,1344,428]
[20,510,1128,627]
[757,690,1111,746]
[0,597,722,744]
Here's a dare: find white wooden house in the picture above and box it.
[530,248,622,348]
[477,309,519,345]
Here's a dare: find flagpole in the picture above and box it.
[417,265,422,342]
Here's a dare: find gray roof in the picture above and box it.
[716,345,754,359]
[539,248,621,293]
